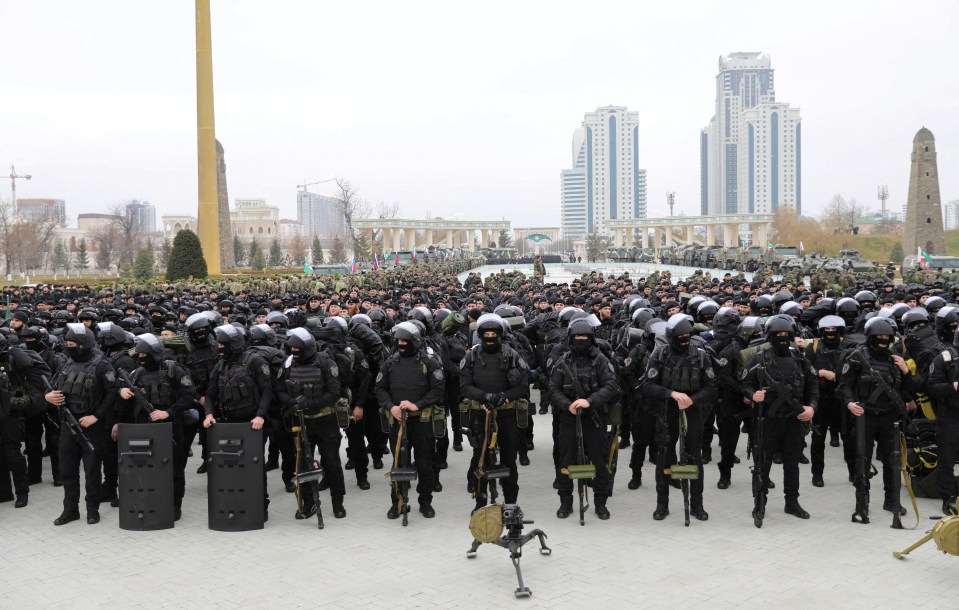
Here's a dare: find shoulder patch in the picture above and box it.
[260,364,271,377]
[518,358,528,370]
[284,355,294,369]
[706,367,715,379]
[718,357,728,367]
[181,377,193,386]
[624,357,632,367]
[104,371,116,383]
[375,371,384,383]
[944,351,953,363]
[647,367,658,379]
[842,363,850,374]
[433,369,444,381]
[329,364,338,378]
[459,358,467,370]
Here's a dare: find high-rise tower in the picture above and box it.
[903,127,945,256]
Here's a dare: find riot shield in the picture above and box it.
[207,423,265,531]
[118,423,175,531]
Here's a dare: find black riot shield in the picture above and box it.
[118,423,175,531]
[207,423,265,531]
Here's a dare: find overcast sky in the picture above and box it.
[2,0,957,229]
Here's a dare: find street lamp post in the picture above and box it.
[9,165,32,217]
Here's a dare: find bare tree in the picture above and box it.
[822,194,865,235]
[107,202,142,272]
[92,225,120,271]
[336,178,371,256]
[287,234,308,265]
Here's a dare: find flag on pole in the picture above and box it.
[918,246,930,270]
[304,257,313,275]
[412,249,417,263]
[394,252,400,266]
[350,256,358,274]
[373,253,380,271]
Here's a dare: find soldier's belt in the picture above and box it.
[468,399,516,411]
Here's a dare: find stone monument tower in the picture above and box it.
[215,139,235,269]
[903,127,945,256]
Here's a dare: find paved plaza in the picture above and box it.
[2,391,958,609]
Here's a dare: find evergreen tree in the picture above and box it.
[233,235,245,266]
[166,229,208,280]
[133,248,155,280]
[251,249,267,271]
[889,242,904,263]
[311,235,324,265]
[330,235,347,263]
[52,240,68,273]
[268,237,283,268]
[248,238,261,267]
[75,238,89,270]
[497,229,514,249]
[355,231,372,261]
[158,238,173,268]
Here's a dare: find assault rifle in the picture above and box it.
[42,375,95,454]
[292,404,325,529]
[117,369,157,415]
[558,357,596,526]
[388,411,416,526]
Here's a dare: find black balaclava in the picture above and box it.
[397,341,416,357]
[821,328,842,347]
[868,334,892,357]
[138,352,160,371]
[770,331,791,355]
[671,333,691,352]
[481,333,501,354]
[570,336,592,355]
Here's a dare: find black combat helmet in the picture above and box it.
[250,323,277,347]
[286,327,317,362]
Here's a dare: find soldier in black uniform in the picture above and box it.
[22,327,66,487]
[116,333,195,520]
[924,307,959,515]
[459,313,530,510]
[249,324,294,492]
[277,328,347,520]
[839,317,916,520]
[742,315,818,520]
[95,322,137,508]
[46,324,119,525]
[712,313,754,489]
[375,321,445,519]
[0,333,50,508]
[182,313,219,473]
[641,314,714,521]
[806,315,846,487]
[550,318,620,520]
[202,324,275,518]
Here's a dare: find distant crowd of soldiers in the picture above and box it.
[1,259,956,528]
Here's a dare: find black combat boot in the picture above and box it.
[717,465,731,490]
[653,497,669,520]
[14,494,28,508]
[519,453,530,466]
[387,504,399,520]
[627,469,642,490]
[943,498,957,516]
[784,500,810,519]
[356,475,370,490]
[86,508,100,525]
[882,498,906,515]
[332,498,346,518]
[556,497,573,519]
[53,510,80,526]
[811,474,824,487]
[595,497,610,520]
[419,503,435,518]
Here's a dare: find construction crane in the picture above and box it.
[297,178,337,192]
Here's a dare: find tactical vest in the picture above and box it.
[216,354,258,419]
[854,348,901,414]
[660,348,703,394]
[185,342,217,388]
[285,360,333,415]
[761,348,804,417]
[58,355,104,417]
[132,362,178,413]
